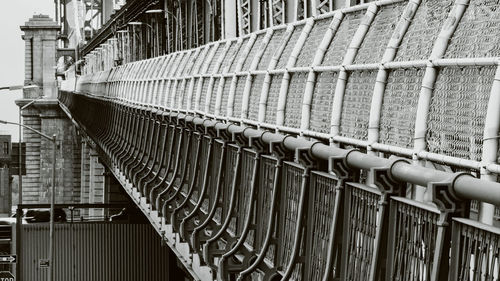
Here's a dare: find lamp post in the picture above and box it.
[0,120,57,281]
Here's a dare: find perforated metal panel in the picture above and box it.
[445,0,500,58]
[395,0,454,61]
[264,74,284,124]
[284,72,308,128]
[296,18,332,67]
[257,29,286,70]
[379,68,424,148]
[426,66,495,161]
[339,70,377,140]
[354,2,407,64]
[321,10,365,66]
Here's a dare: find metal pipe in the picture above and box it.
[478,65,500,224]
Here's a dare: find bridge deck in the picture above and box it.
[60,0,500,280]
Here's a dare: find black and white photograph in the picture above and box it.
[0,0,499,280]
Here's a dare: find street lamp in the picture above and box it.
[0,120,57,281]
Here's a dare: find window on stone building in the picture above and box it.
[3,142,8,155]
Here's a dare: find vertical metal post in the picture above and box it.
[48,135,56,281]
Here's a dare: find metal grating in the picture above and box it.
[220,78,231,116]
[321,10,365,66]
[389,198,440,281]
[255,156,277,251]
[234,149,257,236]
[264,74,284,124]
[445,0,500,58]
[280,162,304,270]
[241,33,266,71]
[216,145,238,224]
[344,183,380,281]
[309,71,338,134]
[276,25,305,69]
[191,137,210,202]
[220,41,240,72]
[257,29,286,70]
[247,75,265,120]
[427,66,495,161]
[200,141,222,214]
[379,68,424,148]
[232,76,247,117]
[394,0,454,61]
[451,218,500,281]
[339,70,377,141]
[295,17,332,67]
[354,2,407,64]
[284,72,308,128]
[307,172,338,280]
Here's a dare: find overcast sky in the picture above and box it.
[0,0,54,141]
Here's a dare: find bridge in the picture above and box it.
[24,0,500,280]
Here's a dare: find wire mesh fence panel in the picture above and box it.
[321,10,365,66]
[379,68,424,148]
[241,33,266,71]
[229,38,251,73]
[276,24,305,69]
[295,17,332,67]
[339,70,377,141]
[284,72,308,128]
[426,66,495,161]
[220,78,232,116]
[264,74,284,124]
[232,76,247,117]
[445,0,500,58]
[247,74,265,121]
[309,71,339,133]
[353,2,407,64]
[257,28,287,70]
[394,0,454,61]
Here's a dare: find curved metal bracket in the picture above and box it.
[371,158,411,195]
[428,172,470,225]
[328,148,359,181]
